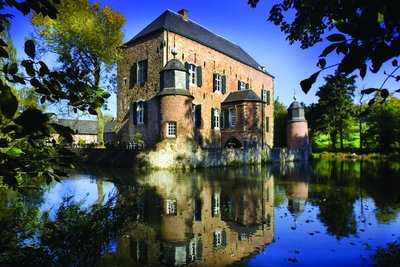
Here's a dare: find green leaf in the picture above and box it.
[380,89,389,99]
[0,85,18,118]
[300,71,321,94]
[24,40,36,59]
[320,43,338,57]
[6,147,24,158]
[361,88,378,95]
[327,33,346,42]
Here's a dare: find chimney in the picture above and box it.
[178,9,189,21]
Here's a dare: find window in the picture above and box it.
[188,238,198,262]
[215,74,222,92]
[166,199,177,215]
[212,192,220,216]
[262,89,267,102]
[188,64,197,85]
[136,102,144,125]
[123,77,127,86]
[212,108,220,129]
[229,107,236,128]
[166,121,177,138]
[213,230,223,247]
[137,60,147,85]
[238,81,247,91]
[265,116,269,132]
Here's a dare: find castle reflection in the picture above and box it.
[104,168,275,266]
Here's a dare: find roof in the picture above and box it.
[57,119,116,134]
[125,10,273,77]
[157,88,194,98]
[161,58,186,72]
[288,101,304,110]
[57,119,97,135]
[222,89,262,104]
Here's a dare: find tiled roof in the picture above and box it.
[125,10,273,77]
[57,119,116,134]
[57,119,97,135]
[222,89,262,104]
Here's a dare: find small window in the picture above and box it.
[212,192,220,216]
[215,74,222,92]
[229,107,236,128]
[136,102,144,125]
[213,229,225,248]
[123,77,127,86]
[166,199,177,215]
[188,64,197,85]
[137,60,147,85]
[213,108,220,129]
[262,89,267,102]
[166,121,177,138]
[238,81,247,91]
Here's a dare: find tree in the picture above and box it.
[314,74,356,150]
[248,0,400,100]
[32,0,125,146]
[0,1,111,189]
[364,97,400,152]
[273,98,287,148]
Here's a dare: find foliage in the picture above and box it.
[0,1,112,190]
[373,241,400,267]
[364,97,400,152]
[312,74,356,149]
[273,98,287,148]
[248,0,400,100]
[32,0,125,146]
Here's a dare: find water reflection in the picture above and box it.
[107,169,275,267]
[5,160,400,267]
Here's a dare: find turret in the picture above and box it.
[286,97,309,150]
[158,57,194,140]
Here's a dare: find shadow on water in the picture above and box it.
[1,160,400,266]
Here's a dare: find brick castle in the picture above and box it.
[116,9,275,149]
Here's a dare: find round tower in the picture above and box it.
[158,58,194,140]
[286,98,309,149]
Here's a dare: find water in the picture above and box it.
[9,160,400,266]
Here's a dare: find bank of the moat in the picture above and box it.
[74,141,310,169]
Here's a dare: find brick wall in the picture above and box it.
[117,29,274,147]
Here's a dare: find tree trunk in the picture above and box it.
[94,60,104,147]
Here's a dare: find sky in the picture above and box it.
[8,0,398,118]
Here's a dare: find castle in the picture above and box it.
[116,9,275,149]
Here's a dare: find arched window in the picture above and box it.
[136,101,144,125]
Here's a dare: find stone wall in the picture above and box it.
[138,139,308,169]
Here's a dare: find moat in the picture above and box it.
[11,160,400,266]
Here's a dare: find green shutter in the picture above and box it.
[224,109,229,128]
[245,83,249,89]
[211,108,215,129]
[266,116,269,132]
[196,66,202,87]
[222,229,227,247]
[130,62,137,88]
[132,102,137,125]
[220,109,224,129]
[267,91,271,105]
[221,75,226,94]
[143,59,148,83]
[213,74,217,92]
[237,80,241,90]
[195,105,202,128]
[143,101,148,124]
[196,238,203,259]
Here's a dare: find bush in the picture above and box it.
[373,241,400,267]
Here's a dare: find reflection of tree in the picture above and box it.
[315,188,357,238]
[361,161,400,224]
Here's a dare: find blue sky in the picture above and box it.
[8,0,397,118]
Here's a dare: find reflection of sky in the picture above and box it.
[247,198,400,267]
[40,175,117,219]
